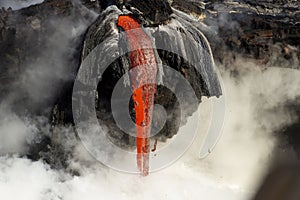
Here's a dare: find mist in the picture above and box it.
[0,104,38,154]
[1,60,299,200]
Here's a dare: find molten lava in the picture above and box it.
[118,16,158,176]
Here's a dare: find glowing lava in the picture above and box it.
[118,15,158,176]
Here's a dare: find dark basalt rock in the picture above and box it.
[275,97,300,156]
[70,5,221,149]
[124,0,173,25]
[171,0,300,69]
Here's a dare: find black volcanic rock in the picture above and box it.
[69,5,221,149]
[171,0,300,69]
[125,0,173,25]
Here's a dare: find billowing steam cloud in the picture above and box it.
[194,62,300,191]
[0,104,38,154]
[1,60,299,200]
[0,2,300,200]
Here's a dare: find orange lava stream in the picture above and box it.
[118,16,158,176]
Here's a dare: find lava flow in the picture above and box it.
[117,16,158,176]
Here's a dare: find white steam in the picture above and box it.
[19,17,89,106]
[0,59,299,200]
[192,61,300,192]
[0,104,38,154]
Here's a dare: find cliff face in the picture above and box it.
[173,0,300,69]
[0,0,97,114]
[71,4,221,150]
[0,0,299,167]
[1,0,299,102]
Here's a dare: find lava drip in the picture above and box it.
[117,16,158,176]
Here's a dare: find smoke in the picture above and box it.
[18,17,88,107]
[0,0,44,10]
[3,1,98,116]
[0,104,38,154]
[1,3,300,200]
[191,60,300,192]
[1,59,299,200]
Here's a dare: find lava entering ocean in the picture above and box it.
[117,15,158,176]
